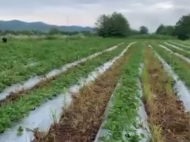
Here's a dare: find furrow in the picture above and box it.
[0,42,136,140]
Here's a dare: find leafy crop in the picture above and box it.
[0,42,132,133]
[99,43,143,141]
[167,41,190,52]
[151,43,190,88]
[161,42,190,58]
[0,38,126,91]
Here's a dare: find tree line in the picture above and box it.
[0,29,93,36]
[95,12,148,37]
[95,12,190,40]
[155,14,190,40]
[1,12,190,40]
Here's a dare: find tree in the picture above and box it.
[174,14,190,40]
[156,24,174,36]
[49,28,61,35]
[95,12,130,37]
[156,24,165,34]
[139,26,149,34]
[130,29,140,36]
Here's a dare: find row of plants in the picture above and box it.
[160,42,190,59]
[167,41,190,51]
[98,43,143,141]
[0,38,126,92]
[152,43,190,88]
[0,42,133,133]
[171,40,190,46]
[33,40,137,142]
[143,46,190,142]
[0,38,126,70]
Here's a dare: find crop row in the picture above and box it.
[168,41,190,51]
[143,46,190,141]
[161,42,190,59]
[0,38,126,92]
[97,43,143,141]
[171,40,190,47]
[33,41,137,142]
[0,38,124,70]
[0,42,133,133]
[151,44,190,89]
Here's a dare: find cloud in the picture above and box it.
[0,0,190,32]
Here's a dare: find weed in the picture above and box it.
[17,126,23,136]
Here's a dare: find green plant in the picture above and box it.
[0,38,127,92]
[17,126,23,136]
[0,42,134,133]
[100,43,143,141]
[151,43,190,87]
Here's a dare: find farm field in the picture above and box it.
[1,38,190,142]
[0,38,125,93]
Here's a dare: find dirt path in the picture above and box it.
[33,45,135,142]
[142,47,190,142]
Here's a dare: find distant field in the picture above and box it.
[0,39,190,142]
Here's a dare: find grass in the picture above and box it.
[0,42,132,133]
[150,125,164,142]
[141,63,151,103]
[142,46,190,142]
[159,42,190,59]
[167,41,190,52]
[142,47,165,142]
[171,40,190,46]
[0,38,126,91]
[99,43,143,141]
[151,43,190,88]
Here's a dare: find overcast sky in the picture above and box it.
[0,0,190,32]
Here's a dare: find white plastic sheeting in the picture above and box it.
[150,45,190,112]
[94,64,150,142]
[169,41,190,49]
[0,42,136,142]
[0,43,125,101]
[159,44,190,64]
[94,82,120,142]
[164,42,185,51]
[136,64,150,142]
[136,80,151,142]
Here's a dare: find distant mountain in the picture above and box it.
[0,20,94,32]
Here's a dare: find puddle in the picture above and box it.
[0,42,136,142]
[0,43,125,102]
